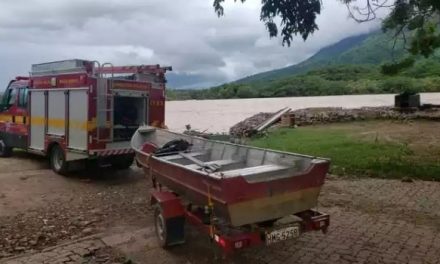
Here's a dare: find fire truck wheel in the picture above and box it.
[111,155,134,170]
[50,145,69,175]
[0,140,13,157]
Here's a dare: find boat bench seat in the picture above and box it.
[219,164,289,178]
[159,152,206,161]
[185,159,240,170]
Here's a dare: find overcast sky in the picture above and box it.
[0,0,382,89]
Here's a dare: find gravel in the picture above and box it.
[0,173,151,259]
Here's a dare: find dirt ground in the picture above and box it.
[0,152,151,259]
[1,147,440,263]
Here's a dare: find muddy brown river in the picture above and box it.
[166,93,440,133]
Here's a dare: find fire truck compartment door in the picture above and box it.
[68,90,88,150]
[29,91,45,150]
[47,90,66,136]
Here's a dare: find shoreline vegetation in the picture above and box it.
[167,64,440,101]
[249,121,440,181]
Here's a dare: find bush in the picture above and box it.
[379,77,417,94]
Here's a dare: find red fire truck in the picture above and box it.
[0,59,171,174]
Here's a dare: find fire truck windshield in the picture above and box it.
[0,84,18,111]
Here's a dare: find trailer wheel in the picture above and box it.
[154,206,169,248]
[0,140,12,157]
[154,205,185,248]
[50,144,69,175]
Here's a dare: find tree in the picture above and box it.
[214,0,321,46]
[214,0,440,61]
[236,85,257,98]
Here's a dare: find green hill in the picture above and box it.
[236,30,407,84]
[167,30,440,100]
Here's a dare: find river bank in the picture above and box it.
[166,93,440,133]
[230,106,440,136]
[222,106,440,181]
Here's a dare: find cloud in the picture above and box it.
[0,0,382,89]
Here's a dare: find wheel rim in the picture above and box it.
[155,213,165,242]
[52,148,64,171]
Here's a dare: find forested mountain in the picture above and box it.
[168,30,440,100]
[235,30,407,84]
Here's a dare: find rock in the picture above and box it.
[90,209,102,215]
[82,227,94,236]
[80,220,93,227]
[27,249,37,254]
[401,176,414,183]
[19,176,29,181]
[36,233,45,241]
[230,112,274,136]
[95,254,110,263]
[41,225,55,232]
[1,252,12,258]
[14,246,25,252]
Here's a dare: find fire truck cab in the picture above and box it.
[0,59,170,175]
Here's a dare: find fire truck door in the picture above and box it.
[29,91,45,150]
[68,90,88,150]
[47,91,65,136]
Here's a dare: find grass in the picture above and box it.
[249,122,440,181]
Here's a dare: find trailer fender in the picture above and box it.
[150,191,185,247]
[150,191,185,218]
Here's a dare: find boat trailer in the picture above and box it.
[150,189,329,255]
[132,127,331,255]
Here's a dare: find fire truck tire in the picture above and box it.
[49,144,69,175]
[0,140,13,157]
[111,155,134,170]
[153,205,185,248]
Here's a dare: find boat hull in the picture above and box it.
[132,127,330,227]
[147,156,328,226]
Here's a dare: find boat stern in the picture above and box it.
[225,160,329,227]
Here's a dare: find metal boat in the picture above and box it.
[131,126,330,227]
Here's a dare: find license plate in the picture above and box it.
[265,225,300,245]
